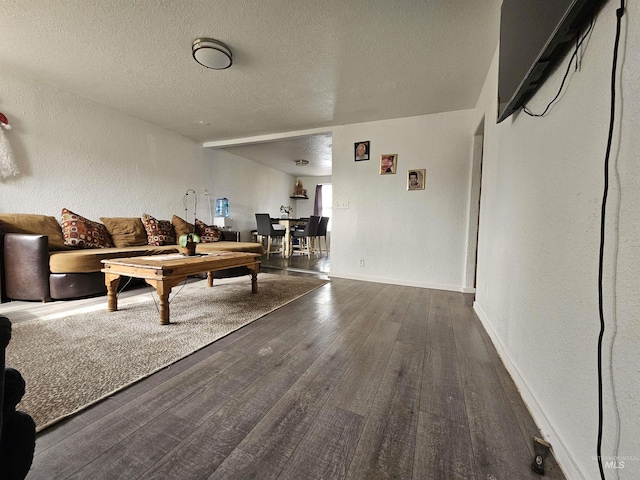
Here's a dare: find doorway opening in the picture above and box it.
[465,119,485,297]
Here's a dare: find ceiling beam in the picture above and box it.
[202,127,333,149]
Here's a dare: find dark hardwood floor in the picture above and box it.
[21,271,565,479]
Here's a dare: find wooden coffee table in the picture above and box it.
[101,252,260,325]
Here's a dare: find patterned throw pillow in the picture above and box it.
[195,218,222,242]
[142,213,176,246]
[60,208,113,248]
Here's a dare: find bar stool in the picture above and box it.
[292,215,320,257]
[255,214,285,259]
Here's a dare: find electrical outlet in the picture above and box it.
[335,201,349,209]
[359,258,365,267]
[204,189,209,196]
[531,437,551,475]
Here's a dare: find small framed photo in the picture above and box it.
[354,141,370,161]
[380,154,397,175]
[407,169,426,190]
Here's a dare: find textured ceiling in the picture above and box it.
[222,133,333,177]
[0,0,501,174]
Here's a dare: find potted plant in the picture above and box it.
[280,205,293,218]
[178,233,200,256]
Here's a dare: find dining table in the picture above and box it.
[276,218,308,258]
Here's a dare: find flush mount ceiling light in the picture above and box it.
[192,38,232,70]
[295,159,310,166]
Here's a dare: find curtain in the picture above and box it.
[313,184,323,216]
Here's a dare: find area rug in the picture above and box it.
[5,273,328,431]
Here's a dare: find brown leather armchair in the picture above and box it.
[3,234,55,302]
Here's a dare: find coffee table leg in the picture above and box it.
[207,271,213,287]
[148,280,172,325]
[105,273,121,312]
[248,264,259,293]
[158,292,170,325]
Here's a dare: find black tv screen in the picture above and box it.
[497,0,605,123]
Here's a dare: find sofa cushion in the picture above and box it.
[48,241,263,273]
[195,219,222,243]
[142,213,176,246]
[0,213,68,251]
[61,208,113,248]
[49,245,180,273]
[172,215,195,239]
[100,217,148,247]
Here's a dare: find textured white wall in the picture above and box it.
[0,68,211,221]
[293,175,332,219]
[207,149,295,240]
[0,68,294,242]
[473,2,640,478]
[330,111,475,291]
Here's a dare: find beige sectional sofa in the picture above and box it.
[0,212,263,302]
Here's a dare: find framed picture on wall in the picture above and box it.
[407,169,426,190]
[354,141,370,161]
[380,154,397,174]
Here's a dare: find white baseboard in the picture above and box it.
[473,301,586,480]
[328,272,472,293]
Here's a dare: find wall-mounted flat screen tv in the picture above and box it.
[497,0,605,123]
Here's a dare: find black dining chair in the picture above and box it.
[315,216,329,256]
[292,215,320,257]
[255,213,285,259]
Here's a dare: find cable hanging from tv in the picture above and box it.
[523,17,595,118]
[596,4,625,480]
